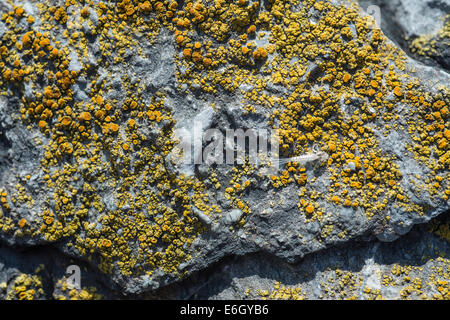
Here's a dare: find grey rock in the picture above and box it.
[224,209,244,225]
[148,219,450,300]
[192,206,213,226]
[0,0,448,300]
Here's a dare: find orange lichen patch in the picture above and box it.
[130,100,140,109]
[109,123,119,132]
[60,116,72,126]
[370,80,379,88]
[80,7,90,17]
[192,51,202,62]
[305,204,315,214]
[183,48,192,58]
[393,86,403,97]
[22,32,33,47]
[79,112,92,121]
[331,196,341,205]
[154,2,165,13]
[253,47,268,60]
[151,110,162,122]
[14,7,25,18]
[45,217,54,225]
[38,120,47,129]
[102,239,112,248]
[203,57,212,66]
[18,218,27,228]
[242,46,250,55]
[175,35,184,45]
[139,1,153,13]
[50,48,59,57]
[2,69,11,82]
[0,46,8,57]
[247,25,256,34]
[95,96,104,105]
[39,38,51,48]
[444,130,450,140]
[438,139,448,150]
[95,110,105,119]
[343,198,352,206]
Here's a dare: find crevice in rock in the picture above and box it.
[0,241,125,299]
[142,211,449,299]
[0,210,447,299]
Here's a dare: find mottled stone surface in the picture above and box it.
[0,0,448,299]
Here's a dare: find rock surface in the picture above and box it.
[1,213,448,299]
[359,0,450,71]
[0,0,448,299]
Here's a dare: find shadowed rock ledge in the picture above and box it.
[0,0,448,299]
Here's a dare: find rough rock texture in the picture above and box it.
[1,213,449,299]
[153,214,450,300]
[0,0,449,299]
